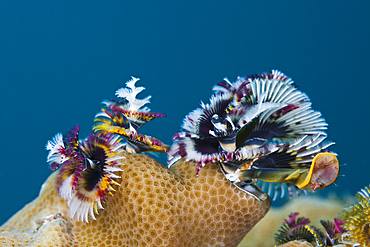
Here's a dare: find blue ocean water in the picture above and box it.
[0,1,369,225]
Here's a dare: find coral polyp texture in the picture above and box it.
[0,154,270,246]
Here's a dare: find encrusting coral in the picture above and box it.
[0,153,270,246]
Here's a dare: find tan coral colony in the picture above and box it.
[0,154,270,246]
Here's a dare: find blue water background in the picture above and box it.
[0,1,369,225]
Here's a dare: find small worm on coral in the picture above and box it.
[67,132,124,222]
[168,70,339,201]
[46,126,125,222]
[93,76,169,153]
[45,77,170,222]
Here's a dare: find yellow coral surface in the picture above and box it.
[1,153,270,247]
